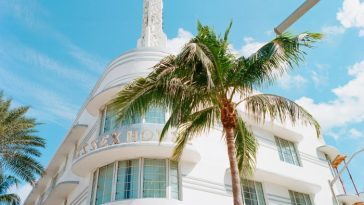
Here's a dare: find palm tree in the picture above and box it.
[0,92,45,184]
[0,175,20,205]
[111,22,322,205]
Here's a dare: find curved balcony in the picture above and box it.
[87,85,122,116]
[72,123,200,176]
[86,48,169,116]
[103,198,186,205]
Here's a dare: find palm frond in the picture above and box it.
[234,116,258,178]
[0,175,20,205]
[0,175,19,193]
[243,94,321,137]
[231,33,323,88]
[176,42,215,89]
[0,92,45,184]
[0,194,20,205]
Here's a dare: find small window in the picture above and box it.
[144,107,165,124]
[275,136,301,166]
[143,159,167,198]
[289,190,313,205]
[241,180,266,205]
[116,160,139,200]
[102,105,118,134]
[90,171,98,205]
[95,163,114,205]
[170,161,180,200]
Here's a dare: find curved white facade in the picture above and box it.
[24,1,355,205]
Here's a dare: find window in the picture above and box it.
[102,104,141,134]
[95,163,114,205]
[90,171,98,205]
[101,105,165,134]
[116,160,139,200]
[241,180,266,205]
[170,161,180,199]
[145,107,165,124]
[102,105,118,134]
[289,190,313,205]
[275,136,301,166]
[143,159,166,198]
[91,159,180,204]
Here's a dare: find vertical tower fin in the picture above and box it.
[137,0,167,48]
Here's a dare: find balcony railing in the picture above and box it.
[73,123,178,161]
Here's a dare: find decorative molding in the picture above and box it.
[69,187,88,205]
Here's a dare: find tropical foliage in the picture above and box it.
[0,91,45,204]
[0,175,20,205]
[111,22,321,205]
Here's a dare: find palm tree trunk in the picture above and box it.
[225,126,244,205]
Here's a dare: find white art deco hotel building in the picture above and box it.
[24,0,363,205]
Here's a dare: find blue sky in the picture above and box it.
[1,0,364,201]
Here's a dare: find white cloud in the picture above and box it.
[67,44,106,73]
[359,30,364,36]
[0,67,78,122]
[337,0,364,37]
[8,183,32,205]
[322,25,346,35]
[166,28,194,54]
[0,0,105,77]
[166,31,267,59]
[349,128,364,139]
[0,0,47,30]
[311,64,330,87]
[296,60,364,133]
[278,74,307,90]
[0,41,97,90]
[239,37,266,57]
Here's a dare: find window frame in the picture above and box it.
[94,163,114,205]
[275,136,302,166]
[115,159,140,200]
[241,179,267,205]
[289,190,313,205]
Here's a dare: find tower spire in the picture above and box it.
[137,0,167,48]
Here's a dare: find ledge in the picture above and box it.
[72,142,200,176]
[317,145,341,161]
[103,198,185,205]
[226,165,321,194]
[337,194,364,205]
[42,181,79,205]
[253,167,322,194]
[240,112,303,142]
[86,85,121,116]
